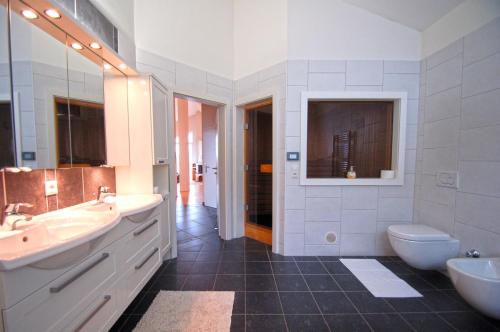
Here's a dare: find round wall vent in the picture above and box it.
[325,232,337,244]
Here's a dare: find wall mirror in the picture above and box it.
[0,0,14,168]
[1,0,129,169]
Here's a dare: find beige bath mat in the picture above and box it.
[133,291,235,332]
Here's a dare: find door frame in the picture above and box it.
[167,89,232,258]
[234,89,283,254]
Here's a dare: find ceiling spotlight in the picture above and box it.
[119,63,127,70]
[71,42,83,50]
[103,63,112,70]
[44,9,61,19]
[21,9,38,19]
[89,42,101,49]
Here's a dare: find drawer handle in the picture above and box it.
[74,295,111,332]
[135,247,159,270]
[50,253,110,293]
[133,219,158,237]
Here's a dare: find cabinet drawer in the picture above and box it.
[118,214,160,265]
[3,245,118,332]
[117,237,161,312]
[64,288,118,332]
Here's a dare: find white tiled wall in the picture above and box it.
[284,59,420,256]
[414,17,500,257]
[136,49,233,100]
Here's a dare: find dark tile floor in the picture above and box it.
[110,205,500,332]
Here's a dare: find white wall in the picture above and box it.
[134,0,233,79]
[415,17,500,257]
[282,59,419,256]
[233,0,287,79]
[288,0,421,61]
[0,4,8,64]
[422,0,500,58]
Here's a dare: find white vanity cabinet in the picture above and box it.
[0,206,167,332]
[116,75,176,262]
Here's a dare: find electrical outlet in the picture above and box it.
[436,172,459,189]
[45,180,58,196]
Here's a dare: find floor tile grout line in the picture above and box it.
[317,259,375,332]
[383,298,419,332]
[244,240,248,332]
[295,259,333,332]
[269,250,290,332]
[433,312,461,332]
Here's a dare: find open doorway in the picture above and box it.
[244,99,273,245]
[174,96,220,250]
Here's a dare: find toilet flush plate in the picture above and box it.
[436,171,459,189]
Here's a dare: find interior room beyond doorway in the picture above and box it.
[174,96,220,251]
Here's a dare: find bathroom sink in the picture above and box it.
[447,258,500,319]
[0,194,162,271]
[46,222,101,241]
[114,194,163,216]
[0,226,53,257]
[0,205,120,271]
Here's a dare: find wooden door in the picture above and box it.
[244,100,273,245]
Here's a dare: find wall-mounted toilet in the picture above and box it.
[388,224,459,270]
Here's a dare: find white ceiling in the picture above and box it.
[342,0,465,31]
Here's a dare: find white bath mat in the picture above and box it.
[340,259,422,298]
[133,291,235,332]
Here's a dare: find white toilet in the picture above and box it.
[387,224,459,270]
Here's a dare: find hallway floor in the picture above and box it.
[110,202,500,332]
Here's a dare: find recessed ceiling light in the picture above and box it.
[103,63,112,70]
[44,9,61,19]
[71,42,83,50]
[89,42,101,49]
[119,63,127,70]
[21,9,38,19]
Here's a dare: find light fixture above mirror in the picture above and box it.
[71,42,83,50]
[21,9,38,19]
[44,8,60,19]
[90,41,102,49]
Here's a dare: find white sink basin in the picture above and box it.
[0,206,119,271]
[114,194,163,216]
[0,194,163,271]
[447,257,500,319]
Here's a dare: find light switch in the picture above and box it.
[45,180,58,196]
[291,164,299,179]
[436,172,459,189]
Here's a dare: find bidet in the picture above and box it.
[447,258,500,319]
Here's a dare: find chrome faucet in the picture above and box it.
[97,185,115,203]
[2,203,33,227]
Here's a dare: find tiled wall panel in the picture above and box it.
[414,17,500,256]
[281,59,420,256]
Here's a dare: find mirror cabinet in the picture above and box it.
[0,0,129,170]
